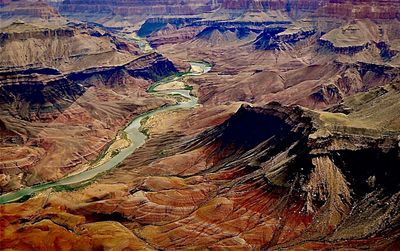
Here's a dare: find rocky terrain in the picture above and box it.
[0,0,400,250]
[1,83,399,250]
[0,0,60,25]
[52,0,219,26]
[147,4,400,109]
[0,20,177,192]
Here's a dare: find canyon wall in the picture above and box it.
[1,84,399,249]
[0,21,178,192]
[59,0,218,16]
[1,0,397,22]
[54,0,400,20]
[0,0,60,19]
[320,0,400,19]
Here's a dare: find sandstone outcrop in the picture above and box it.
[0,20,178,192]
[53,0,400,26]
[58,0,219,20]
[1,83,399,249]
[150,5,400,110]
[1,1,400,250]
[319,0,400,19]
[0,0,60,20]
[0,21,140,72]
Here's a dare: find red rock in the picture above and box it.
[0,0,60,19]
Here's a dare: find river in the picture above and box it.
[0,61,211,204]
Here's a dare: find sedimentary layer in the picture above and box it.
[1,83,399,249]
[0,21,178,193]
[0,0,60,20]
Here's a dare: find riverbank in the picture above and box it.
[0,61,211,204]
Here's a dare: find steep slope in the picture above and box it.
[319,0,400,19]
[1,83,399,249]
[1,1,400,250]
[0,21,178,193]
[53,0,400,28]
[0,21,140,72]
[56,0,219,24]
[0,0,60,20]
[152,7,400,109]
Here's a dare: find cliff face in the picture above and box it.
[143,0,399,110]
[0,20,178,193]
[0,50,176,192]
[59,0,218,17]
[220,0,323,13]
[217,0,400,19]
[0,55,176,194]
[1,84,399,250]
[0,0,60,19]
[320,0,400,19]
[1,1,399,250]
[0,21,142,73]
[1,0,390,32]
[0,52,176,121]
[53,0,400,21]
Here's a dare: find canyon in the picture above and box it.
[0,0,60,21]
[0,19,177,192]
[0,0,399,250]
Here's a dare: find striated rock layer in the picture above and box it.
[1,83,399,250]
[0,0,60,20]
[54,0,400,22]
[1,1,400,250]
[152,13,400,110]
[57,0,218,21]
[0,21,141,72]
[0,21,178,193]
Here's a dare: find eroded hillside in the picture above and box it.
[0,20,177,192]
[1,83,399,250]
[0,0,399,250]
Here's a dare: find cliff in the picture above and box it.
[0,0,60,20]
[58,0,218,17]
[53,0,400,23]
[1,84,399,249]
[319,0,400,19]
[0,21,143,73]
[0,21,178,193]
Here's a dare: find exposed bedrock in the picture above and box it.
[0,0,60,19]
[58,0,218,18]
[53,0,400,23]
[218,0,400,19]
[148,15,400,111]
[0,21,142,72]
[2,86,399,249]
[253,26,288,50]
[147,97,400,248]
[194,26,260,46]
[1,1,400,250]
[0,49,177,192]
[319,0,400,19]
[308,60,400,107]
[137,17,201,37]
[0,52,177,122]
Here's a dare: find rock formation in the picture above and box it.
[0,0,60,20]
[320,0,400,19]
[1,83,399,249]
[56,0,218,22]
[0,21,178,192]
[53,0,400,24]
[0,0,400,250]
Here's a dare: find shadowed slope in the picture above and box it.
[1,83,399,249]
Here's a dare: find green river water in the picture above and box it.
[0,61,211,204]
